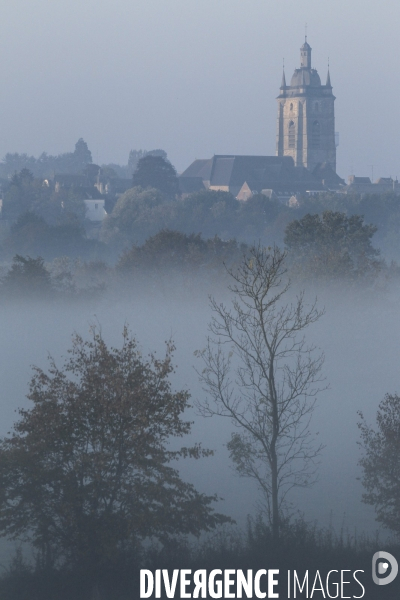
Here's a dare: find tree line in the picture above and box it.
[0,141,167,180]
[2,151,400,266]
[0,211,387,304]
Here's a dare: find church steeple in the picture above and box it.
[300,38,312,69]
[326,68,331,87]
[281,65,286,89]
[276,37,337,173]
[326,59,332,87]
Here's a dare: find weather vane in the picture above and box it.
[305,23,307,42]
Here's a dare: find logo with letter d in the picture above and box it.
[372,551,398,585]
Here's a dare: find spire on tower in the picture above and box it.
[326,57,331,86]
[281,59,286,88]
[326,70,331,86]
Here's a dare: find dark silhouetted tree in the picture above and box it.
[284,210,381,279]
[72,138,92,170]
[127,149,167,176]
[0,327,229,573]
[132,155,178,197]
[358,394,400,534]
[117,230,245,279]
[3,170,43,221]
[0,254,53,299]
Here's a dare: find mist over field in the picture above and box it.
[3,1,400,597]
[0,278,397,568]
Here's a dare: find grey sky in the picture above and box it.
[1,0,399,179]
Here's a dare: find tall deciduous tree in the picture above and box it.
[197,245,325,543]
[0,328,229,571]
[100,186,164,248]
[358,394,400,534]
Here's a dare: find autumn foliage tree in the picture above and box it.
[0,328,229,572]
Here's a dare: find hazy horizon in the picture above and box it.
[1,0,399,180]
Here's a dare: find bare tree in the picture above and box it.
[196,245,326,543]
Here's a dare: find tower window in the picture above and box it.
[314,102,319,112]
[288,121,295,148]
[312,120,320,148]
[290,103,293,111]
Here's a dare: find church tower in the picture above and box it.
[276,39,336,173]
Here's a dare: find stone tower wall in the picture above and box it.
[276,93,336,173]
[276,42,336,173]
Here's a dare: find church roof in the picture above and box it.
[181,155,328,195]
[349,177,372,185]
[180,158,212,180]
[178,176,206,194]
[290,68,321,87]
[312,163,345,187]
[210,157,235,185]
[210,155,295,190]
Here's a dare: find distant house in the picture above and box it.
[84,199,107,222]
[94,176,132,198]
[53,171,132,201]
[52,173,104,206]
[54,174,88,192]
[236,182,253,201]
[343,175,400,195]
[288,194,301,207]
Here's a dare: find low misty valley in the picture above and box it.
[4,0,400,596]
[0,147,400,599]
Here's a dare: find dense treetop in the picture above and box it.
[284,210,381,280]
[132,155,179,197]
[0,328,229,571]
[117,229,245,276]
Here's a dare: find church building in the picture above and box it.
[179,38,343,200]
[276,39,336,173]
